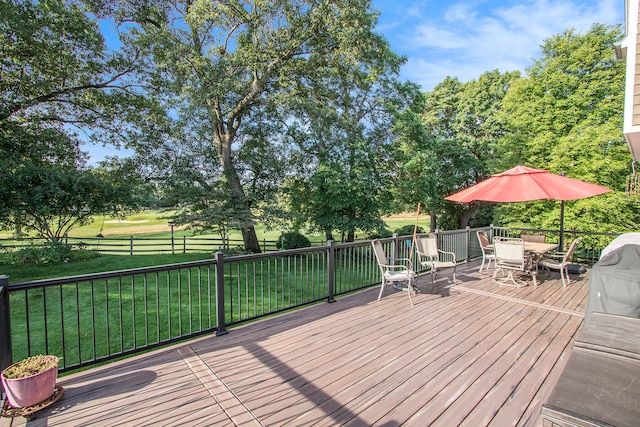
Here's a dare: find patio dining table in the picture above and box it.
[523,241,558,285]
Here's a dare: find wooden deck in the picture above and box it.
[2,261,590,426]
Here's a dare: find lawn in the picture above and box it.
[7,244,379,371]
[0,211,429,283]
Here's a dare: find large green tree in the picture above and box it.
[494,24,638,235]
[0,0,154,238]
[0,0,153,152]
[279,28,409,241]
[89,0,399,251]
[0,162,139,242]
[395,70,519,229]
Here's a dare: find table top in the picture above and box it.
[523,242,557,255]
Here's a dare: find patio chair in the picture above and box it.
[371,239,417,305]
[415,234,457,284]
[493,237,534,287]
[521,234,546,243]
[539,238,582,287]
[476,230,495,272]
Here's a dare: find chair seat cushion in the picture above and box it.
[540,258,563,269]
[433,261,456,268]
[384,270,415,280]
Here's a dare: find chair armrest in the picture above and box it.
[384,258,413,269]
[437,250,456,263]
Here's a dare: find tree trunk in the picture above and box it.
[429,210,437,232]
[459,205,477,229]
[214,128,261,253]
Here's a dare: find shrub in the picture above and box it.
[277,232,311,250]
[367,228,393,239]
[394,225,424,236]
[0,241,99,265]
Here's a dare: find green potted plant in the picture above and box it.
[1,355,59,408]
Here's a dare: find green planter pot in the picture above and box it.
[1,356,59,408]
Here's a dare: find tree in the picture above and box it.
[494,24,638,233]
[0,0,152,151]
[88,0,401,251]
[0,1,158,238]
[278,25,409,241]
[0,163,138,242]
[395,70,518,229]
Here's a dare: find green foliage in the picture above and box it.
[2,355,58,379]
[0,163,139,242]
[493,24,631,232]
[0,0,150,150]
[497,24,626,174]
[277,232,311,250]
[0,241,99,265]
[366,228,393,239]
[393,225,424,236]
[88,0,408,251]
[394,70,519,228]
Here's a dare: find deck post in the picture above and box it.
[215,251,228,336]
[327,241,336,303]
[466,226,471,262]
[0,276,12,382]
[392,233,398,260]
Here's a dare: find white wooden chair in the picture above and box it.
[492,237,535,287]
[539,238,582,287]
[371,239,417,305]
[476,230,495,272]
[415,234,457,284]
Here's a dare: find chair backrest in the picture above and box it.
[415,234,438,258]
[477,230,491,249]
[521,234,546,243]
[371,239,388,266]
[494,237,525,267]
[562,238,582,263]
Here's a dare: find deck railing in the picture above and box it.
[0,227,619,375]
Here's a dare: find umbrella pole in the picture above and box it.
[559,200,565,251]
[409,203,421,266]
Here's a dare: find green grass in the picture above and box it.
[1,210,429,241]
[8,248,377,370]
[2,253,213,283]
[2,213,426,369]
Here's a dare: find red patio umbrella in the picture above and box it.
[445,165,611,248]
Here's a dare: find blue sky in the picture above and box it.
[373,0,623,90]
[86,0,624,164]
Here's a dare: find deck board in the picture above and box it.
[1,260,594,427]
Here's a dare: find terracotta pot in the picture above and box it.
[1,356,59,408]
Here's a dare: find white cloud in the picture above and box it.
[392,0,624,90]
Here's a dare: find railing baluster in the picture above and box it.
[91,281,96,361]
[76,281,81,365]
